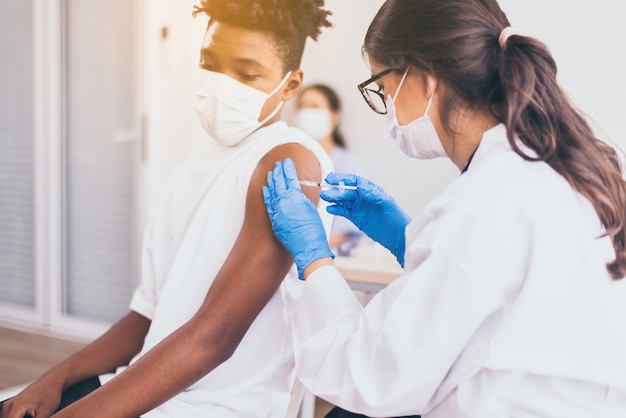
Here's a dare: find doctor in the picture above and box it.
[263,0,626,416]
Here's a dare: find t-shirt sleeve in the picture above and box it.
[129,222,158,320]
[128,165,184,320]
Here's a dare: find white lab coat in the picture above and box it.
[293,124,626,417]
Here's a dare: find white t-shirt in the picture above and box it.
[292,124,626,417]
[110,121,333,418]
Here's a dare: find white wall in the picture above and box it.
[497,0,626,153]
[144,0,626,217]
[141,0,208,215]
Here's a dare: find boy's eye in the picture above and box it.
[240,73,260,81]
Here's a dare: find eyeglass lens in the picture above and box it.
[363,87,386,113]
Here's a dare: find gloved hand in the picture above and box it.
[263,158,334,280]
[321,173,411,267]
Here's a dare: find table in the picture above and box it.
[335,254,403,292]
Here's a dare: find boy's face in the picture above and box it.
[199,21,302,122]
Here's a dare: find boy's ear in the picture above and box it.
[281,69,303,102]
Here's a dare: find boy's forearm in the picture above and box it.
[48,311,151,390]
[51,315,231,418]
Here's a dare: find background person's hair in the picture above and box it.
[364,0,626,280]
[193,0,332,72]
[301,84,347,148]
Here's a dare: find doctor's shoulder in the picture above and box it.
[408,155,550,258]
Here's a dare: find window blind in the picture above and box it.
[0,0,36,308]
[62,0,137,322]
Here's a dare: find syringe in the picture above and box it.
[299,180,357,191]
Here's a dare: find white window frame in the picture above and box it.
[0,0,49,331]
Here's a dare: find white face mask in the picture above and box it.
[195,68,292,146]
[293,108,333,141]
[385,68,447,159]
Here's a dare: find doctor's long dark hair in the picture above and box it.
[364,0,626,280]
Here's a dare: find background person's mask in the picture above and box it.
[293,108,333,141]
[195,68,291,146]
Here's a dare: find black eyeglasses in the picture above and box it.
[357,68,394,114]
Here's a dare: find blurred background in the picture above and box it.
[0,0,624,340]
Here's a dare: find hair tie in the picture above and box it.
[499,27,520,49]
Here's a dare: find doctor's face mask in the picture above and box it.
[385,68,447,159]
[195,68,292,146]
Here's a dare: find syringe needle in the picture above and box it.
[298,180,357,191]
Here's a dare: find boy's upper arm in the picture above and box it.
[190,142,324,351]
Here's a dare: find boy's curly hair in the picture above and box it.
[193,0,332,71]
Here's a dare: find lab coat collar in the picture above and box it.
[463,123,533,173]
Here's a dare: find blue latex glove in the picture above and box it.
[263,159,334,280]
[321,173,411,267]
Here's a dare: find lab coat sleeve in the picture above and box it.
[293,252,504,416]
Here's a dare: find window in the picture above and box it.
[61,0,139,323]
[0,0,36,309]
[0,0,141,335]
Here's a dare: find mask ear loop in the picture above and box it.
[268,70,293,97]
[258,70,293,125]
[423,81,437,116]
[391,67,410,102]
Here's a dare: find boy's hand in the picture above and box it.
[1,378,62,418]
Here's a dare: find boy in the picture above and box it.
[1,1,333,417]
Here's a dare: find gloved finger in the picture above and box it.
[320,187,358,206]
[326,204,352,219]
[325,172,358,187]
[266,170,278,204]
[353,177,390,205]
[266,168,275,191]
[281,158,302,191]
[262,186,274,214]
[272,161,288,194]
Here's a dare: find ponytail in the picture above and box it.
[498,33,626,280]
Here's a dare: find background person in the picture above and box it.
[263,0,626,416]
[293,84,364,256]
